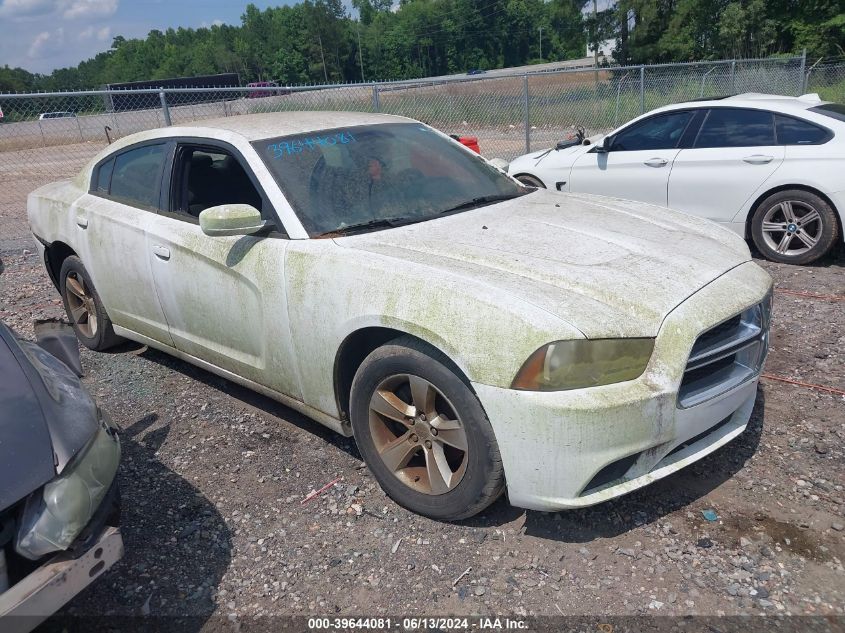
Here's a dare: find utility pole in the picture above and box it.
[592,0,598,69]
[318,34,328,84]
[357,22,366,82]
[538,26,543,60]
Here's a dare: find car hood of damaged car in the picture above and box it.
[334,190,752,339]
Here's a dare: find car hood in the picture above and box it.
[508,143,588,171]
[0,323,99,511]
[335,190,752,338]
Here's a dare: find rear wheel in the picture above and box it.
[59,256,123,351]
[350,337,505,520]
[750,190,839,265]
[514,174,546,188]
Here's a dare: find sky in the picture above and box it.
[0,0,294,74]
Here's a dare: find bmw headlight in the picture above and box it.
[15,418,120,560]
[511,338,655,392]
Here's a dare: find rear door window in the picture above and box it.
[107,144,167,210]
[694,108,776,148]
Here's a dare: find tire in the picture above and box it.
[350,336,505,520]
[59,256,123,351]
[515,174,546,188]
[750,189,839,265]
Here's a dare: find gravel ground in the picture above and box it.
[1,201,843,628]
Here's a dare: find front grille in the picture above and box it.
[678,299,770,408]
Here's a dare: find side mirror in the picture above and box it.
[199,204,269,237]
[595,136,612,153]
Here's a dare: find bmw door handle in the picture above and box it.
[75,216,88,229]
[644,158,668,167]
[152,245,171,260]
[743,155,773,165]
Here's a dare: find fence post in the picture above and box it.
[730,60,736,93]
[523,74,530,153]
[798,48,807,94]
[639,66,645,114]
[372,84,380,112]
[159,90,172,126]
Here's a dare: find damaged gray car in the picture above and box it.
[0,258,123,633]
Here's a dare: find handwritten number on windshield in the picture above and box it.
[268,131,356,159]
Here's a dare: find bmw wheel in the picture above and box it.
[751,190,839,265]
[514,174,546,188]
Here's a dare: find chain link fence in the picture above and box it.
[4,54,842,238]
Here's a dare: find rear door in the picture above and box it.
[75,142,173,344]
[568,109,696,207]
[668,108,785,225]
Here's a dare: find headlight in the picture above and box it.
[511,338,655,392]
[15,419,120,560]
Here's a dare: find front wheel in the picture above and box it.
[750,190,839,265]
[514,174,546,188]
[349,337,505,520]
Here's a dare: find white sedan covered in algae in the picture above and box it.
[28,112,772,520]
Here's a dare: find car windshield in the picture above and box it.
[252,122,527,236]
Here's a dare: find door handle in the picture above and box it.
[743,155,773,165]
[643,158,668,167]
[152,245,171,260]
[75,216,88,229]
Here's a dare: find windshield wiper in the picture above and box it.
[319,216,417,236]
[438,192,526,215]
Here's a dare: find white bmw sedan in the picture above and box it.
[508,94,845,265]
[28,112,772,519]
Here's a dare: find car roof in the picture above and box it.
[174,111,412,142]
[667,93,830,115]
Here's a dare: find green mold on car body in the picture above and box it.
[26,111,773,518]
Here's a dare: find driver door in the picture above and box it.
[568,110,697,207]
[145,140,302,400]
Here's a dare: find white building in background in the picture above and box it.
[587,39,616,60]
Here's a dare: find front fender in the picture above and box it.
[285,242,579,418]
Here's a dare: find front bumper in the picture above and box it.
[0,525,123,633]
[476,261,772,511]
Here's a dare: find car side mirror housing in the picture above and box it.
[199,204,269,237]
[595,136,611,153]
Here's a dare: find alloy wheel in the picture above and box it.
[760,200,823,257]
[64,271,98,338]
[368,374,468,495]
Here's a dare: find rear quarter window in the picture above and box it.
[775,115,830,145]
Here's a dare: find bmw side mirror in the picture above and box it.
[595,137,611,154]
[199,204,270,237]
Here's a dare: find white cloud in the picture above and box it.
[0,0,55,18]
[28,27,64,59]
[0,0,117,20]
[200,18,224,28]
[61,0,117,19]
[97,25,110,40]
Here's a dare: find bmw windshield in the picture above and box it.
[252,123,528,236]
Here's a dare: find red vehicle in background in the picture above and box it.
[246,81,290,98]
[450,135,481,154]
